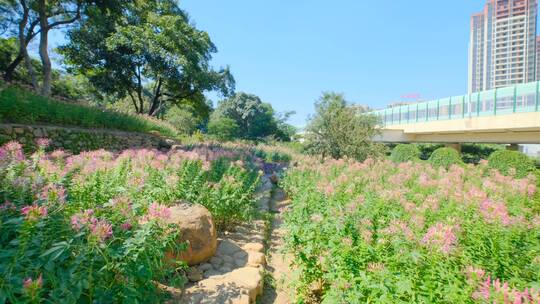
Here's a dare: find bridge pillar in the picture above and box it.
[445,143,462,153]
[506,144,520,151]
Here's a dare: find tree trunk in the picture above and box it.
[38,0,52,96]
[18,1,38,89]
[148,78,163,116]
[3,53,23,82]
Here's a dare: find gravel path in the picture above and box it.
[260,186,293,304]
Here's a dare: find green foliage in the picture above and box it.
[60,0,234,116]
[461,144,502,164]
[213,92,293,141]
[164,106,200,135]
[304,92,386,161]
[207,116,240,141]
[488,150,536,178]
[0,142,260,302]
[416,143,444,160]
[428,147,464,169]
[281,156,540,302]
[390,144,420,163]
[0,86,178,137]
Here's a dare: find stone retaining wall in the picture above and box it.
[0,123,176,153]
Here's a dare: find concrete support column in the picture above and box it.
[445,143,462,153]
[506,144,519,151]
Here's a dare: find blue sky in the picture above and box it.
[44,1,489,127]
[179,0,487,126]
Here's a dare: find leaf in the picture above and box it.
[40,241,69,261]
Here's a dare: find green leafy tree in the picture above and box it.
[207,115,240,141]
[60,0,234,116]
[164,105,200,136]
[213,92,292,140]
[304,92,385,161]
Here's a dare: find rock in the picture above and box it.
[158,138,175,150]
[14,127,24,134]
[216,239,241,256]
[235,258,247,267]
[227,267,264,302]
[203,269,222,278]
[219,265,233,273]
[210,256,223,267]
[198,263,213,272]
[243,243,264,253]
[222,255,234,264]
[269,173,279,184]
[184,267,264,303]
[187,267,204,282]
[165,201,217,266]
[247,251,266,267]
[233,251,248,260]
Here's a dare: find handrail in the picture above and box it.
[371,81,540,126]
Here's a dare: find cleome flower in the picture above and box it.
[421,222,458,254]
[20,204,48,221]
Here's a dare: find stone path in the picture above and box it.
[179,175,275,304]
[260,187,293,304]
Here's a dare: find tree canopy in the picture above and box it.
[60,0,234,116]
[304,92,385,161]
[211,92,295,141]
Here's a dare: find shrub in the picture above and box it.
[390,144,420,163]
[0,86,178,138]
[461,144,502,164]
[207,116,240,141]
[0,141,260,302]
[281,156,540,302]
[488,150,536,178]
[303,92,386,161]
[428,147,463,169]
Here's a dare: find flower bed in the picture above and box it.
[0,141,260,303]
[281,157,540,303]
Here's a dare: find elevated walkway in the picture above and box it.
[371,81,540,144]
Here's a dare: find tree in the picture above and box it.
[0,0,40,85]
[164,105,200,135]
[60,0,234,116]
[304,92,386,161]
[213,92,285,140]
[207,116,239,141]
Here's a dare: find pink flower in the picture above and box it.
[3,141,24,161]
[146,203,171,221]
[421,222,458,254]
[36,138,51,149]
[20,204,48,221]
[479,199,512,226]
[89,219,113,242]
[70,209,95,231]
[23,274,42,289]
[120,222,133,231]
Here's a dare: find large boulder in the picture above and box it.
[166,201,217,266]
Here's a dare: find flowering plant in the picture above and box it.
[282,157,540,303]
[0,141,260,303]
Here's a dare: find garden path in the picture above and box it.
[260,186,294,304]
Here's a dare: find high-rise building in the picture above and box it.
[468,0,538,94]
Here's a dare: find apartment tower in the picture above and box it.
[468,0,538,93]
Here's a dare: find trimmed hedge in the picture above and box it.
[487,150,536,178]
[390,144,421,163]
[428,147,463,169]
[0,86,178,138]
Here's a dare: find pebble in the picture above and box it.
[233,251,248,259]
[243,243,264,253]
[217,240,240,255]
[198,263,213,272]
[210,256,223,266]
[222,255,234,264]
